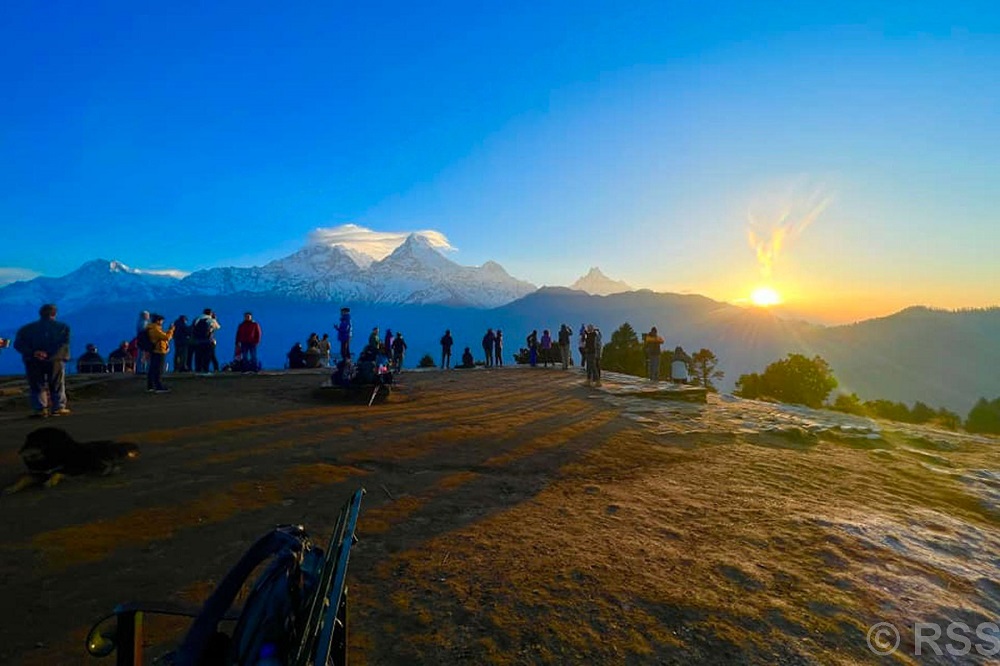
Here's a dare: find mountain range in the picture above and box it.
[1,240,997,414]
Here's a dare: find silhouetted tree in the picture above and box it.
[966,397,1000,435]
[418,354,436,368]
[689,348,724,391]
[734,354,837,408]
[601,323,644,375]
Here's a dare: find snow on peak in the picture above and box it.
[570,267,633,296]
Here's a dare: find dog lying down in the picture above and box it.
[5,427,139,494]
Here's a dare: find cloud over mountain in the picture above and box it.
[307,224,456,260]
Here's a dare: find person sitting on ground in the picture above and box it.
[307,332,320,350]
[107,341,133,373]
[671,345,692,384]
[458,347,475,369]
[331,357,355,387]
[305,343,323,368]
[287,342,307,369]
[76,344,106,374]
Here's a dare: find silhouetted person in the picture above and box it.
[13,304,71,417]
[287,343,307,369]
[76,344,106,374]
[440,329,454,369]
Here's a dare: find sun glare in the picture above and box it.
[750,286,781,307]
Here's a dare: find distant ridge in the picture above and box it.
[569,267,632,295]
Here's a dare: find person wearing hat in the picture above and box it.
[145,314,175,393]
[76,343,107,374]
[13,304,72,417]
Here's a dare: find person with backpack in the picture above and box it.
[145,314,175,393]
[191,308,219,373]
[336,307,352,360]
[440,329,454,369]
[584,324,601,386]
[235,312,262,372]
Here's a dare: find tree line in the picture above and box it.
[598,323,1000,435]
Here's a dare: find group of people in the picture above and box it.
[287,332,333,369]
[437,329,486,370]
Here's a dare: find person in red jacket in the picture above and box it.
[235,312,262,372]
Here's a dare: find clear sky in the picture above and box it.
[2,1,997,323]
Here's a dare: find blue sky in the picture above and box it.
[2,1,998,321]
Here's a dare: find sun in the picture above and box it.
[750,286,782,307]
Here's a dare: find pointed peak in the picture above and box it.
[569,267,632,296]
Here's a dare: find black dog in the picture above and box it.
[5,427,139,493]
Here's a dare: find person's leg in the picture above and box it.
[650,356,660,381]
[24,359,48,413]
[49,360,67,410]
[496,348,502,367]
[150,353,166,390]
[209,343,219,372]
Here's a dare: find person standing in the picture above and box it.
[336,307,352,360]
[13,304,71,417]
[482,329,496,368]
[318,333,332,367]
[172,315,190,372]
[526,330,539,367]
[440,329,454,369]
[135,310,151,374]
[671,346,691,384]
[558,324,572,370]
[540,329,553,368]
[593,326,604,387]
[145,314,175,393]
[383,329,394,356]
[583,324,599,386]
[644,326,664,381]
[235,312,262,372]
[391,332,407,371]
[191,308,219,373]
[494,329,504,367]
[578,323,587,370]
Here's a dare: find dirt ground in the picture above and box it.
[1,367,996,665]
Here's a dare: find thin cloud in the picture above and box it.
[0,267,40,286]
[308,223,457,259]
[136,268,189,279]
[747,183,833,278]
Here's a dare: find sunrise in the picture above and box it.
[1,2,998,664]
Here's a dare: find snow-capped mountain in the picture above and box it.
[0,259,182,315]
[0,236,537,319]
[569,267,632,295]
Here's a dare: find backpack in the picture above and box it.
[193,317,212,341]
[136,328,153,353]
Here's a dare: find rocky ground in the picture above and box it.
[0,367,998,665]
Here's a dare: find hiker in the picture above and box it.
[391,332,407,370]
[671,346,691,384]
[526,330,539,367]
[336,307,352,360]
[593,326,604,386]
[76,344,106,374]
[135,310,151,373]
[459,347,475,369]
[235,312,262,372]
[191,309,220,373]
[558,324,572,370]
[172,315,191,372]
[13,304,71,417]
[107,341,134,373]
[644,326,664,381]
[482,329,495,368]
[287,343,307,369]
[145,314,175,393]
[540,329,553,368]
[305,343,323,368]
[584,324,600,386]
[383,329,394,356]
[494,329,504,367]
[307,332,320,350]
[578,323,587,369]
[368,327,381,352]
[440,329,454,369]
[318,333,332,367]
